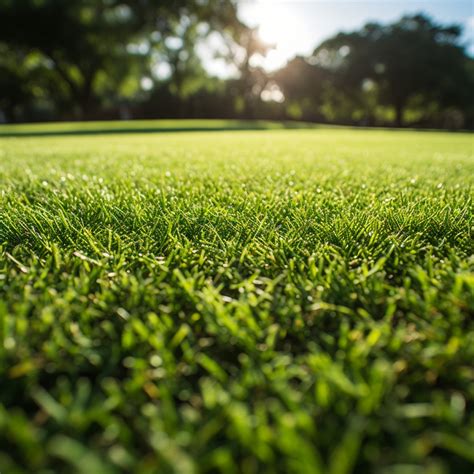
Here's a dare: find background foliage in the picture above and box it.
[0,0,473,128]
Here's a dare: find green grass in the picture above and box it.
[0,121,473,473]
[0,119,316,137]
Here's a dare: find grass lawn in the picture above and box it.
[0,121,473,473]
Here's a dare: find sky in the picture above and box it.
[203,0,474,76]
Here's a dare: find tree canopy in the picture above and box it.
[0,0,241,118]
[310,15,473,126]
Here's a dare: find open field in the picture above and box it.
[0,121,473,473]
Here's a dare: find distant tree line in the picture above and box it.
[1,0,473,128]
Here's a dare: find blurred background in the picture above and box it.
[0,0,473,128]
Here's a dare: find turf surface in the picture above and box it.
[0,121,473,473]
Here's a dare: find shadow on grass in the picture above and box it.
[0,120,319,138]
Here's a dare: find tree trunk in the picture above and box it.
[78,92,94,119]
[47,53,97,120]
[76,71,98,119]
[395,101,404,128]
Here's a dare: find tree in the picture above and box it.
[0,0,241,119]
[311,14,473,127]
[274,56,329,121]
[216,25,273,117]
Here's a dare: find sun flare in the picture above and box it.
[257,9,287,45]
[250,3,305,70]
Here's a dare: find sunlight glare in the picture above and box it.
[251,3,305,70]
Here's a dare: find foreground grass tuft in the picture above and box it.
[0,122,473,473]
